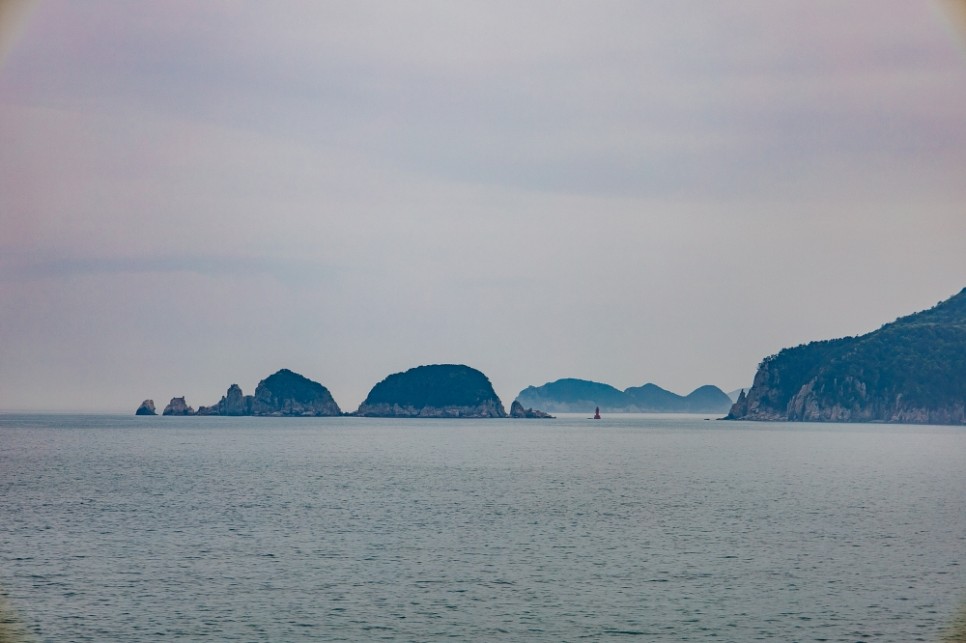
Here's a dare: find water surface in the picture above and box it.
[1,414,963,641]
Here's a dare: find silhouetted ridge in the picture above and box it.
[515,378,732,413]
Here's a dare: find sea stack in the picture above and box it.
[196,384,254,416]
[162,397,194,416]
[509,400,554,419]
[135,399,157,416]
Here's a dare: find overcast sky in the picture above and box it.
[1,1,965,412]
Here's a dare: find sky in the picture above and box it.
[1,1,965,413]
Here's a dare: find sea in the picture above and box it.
[0,413,963,643]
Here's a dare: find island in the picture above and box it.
[354,364,507,418]
[154,369,342,417]
[515,379,733,413]
[250,368,342,416]
[726,287,966,425]
[162,396,194,416]
[135,399,157,415]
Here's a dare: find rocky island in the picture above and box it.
[162,396,194,416]
[515,379,733,413]
[150,369,342,417]
[354,364,507,418]
[726,287,966,425]
[509,400,554,418]
[251,368,341,417]
[135,399,157,415]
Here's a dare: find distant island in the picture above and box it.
[137,287,966,427]
[514,379,733,413]
[137,364,553,419]
[355,364,507,418]
[141,369,342,417]
[727,287,966,425]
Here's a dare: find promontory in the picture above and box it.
[726,287,966,425]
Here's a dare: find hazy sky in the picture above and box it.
[1,1,965,412]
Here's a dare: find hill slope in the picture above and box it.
[356,364,507,418]
[515,379,732,413]
[727,288,966,424]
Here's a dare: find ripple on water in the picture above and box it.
[0,416,964,641]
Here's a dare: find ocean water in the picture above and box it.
[0,413,964,642]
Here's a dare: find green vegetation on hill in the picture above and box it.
[357,364,506,417]
[516,379,626,413]
[253,368,342,416]
[729,287,966,424]
[516,378,732,413]
[256,369,335,406]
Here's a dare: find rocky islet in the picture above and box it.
[140,364,539,419]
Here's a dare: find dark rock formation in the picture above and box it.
[726,287,966,425]
[251,369,341,416]
[162,397,194,416]
[193,370,341,417]
[135,399,157,416]
[355,364,507,418]
[516,378,733,413]
[196,384,254,416]
[509,400,554,418]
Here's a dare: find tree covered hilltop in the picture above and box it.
[355,364,507,418]
[515,379,733,413]
[727,287,966,425]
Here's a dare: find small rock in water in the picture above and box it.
[135,399,157,416]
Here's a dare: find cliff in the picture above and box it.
[355,364,507,418]
[196,384,253,416]
[516,378,733,413]
[727,287,966,425]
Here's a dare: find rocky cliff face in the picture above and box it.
[197,384,254,416]
[356,400,506,418]
[509,400,554,418]
[192,369,342,417]
[355,364,507,418]
[159,369,341,417]
[727,287,966,425]
[135,399,157,415]
[162,397,194,416]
